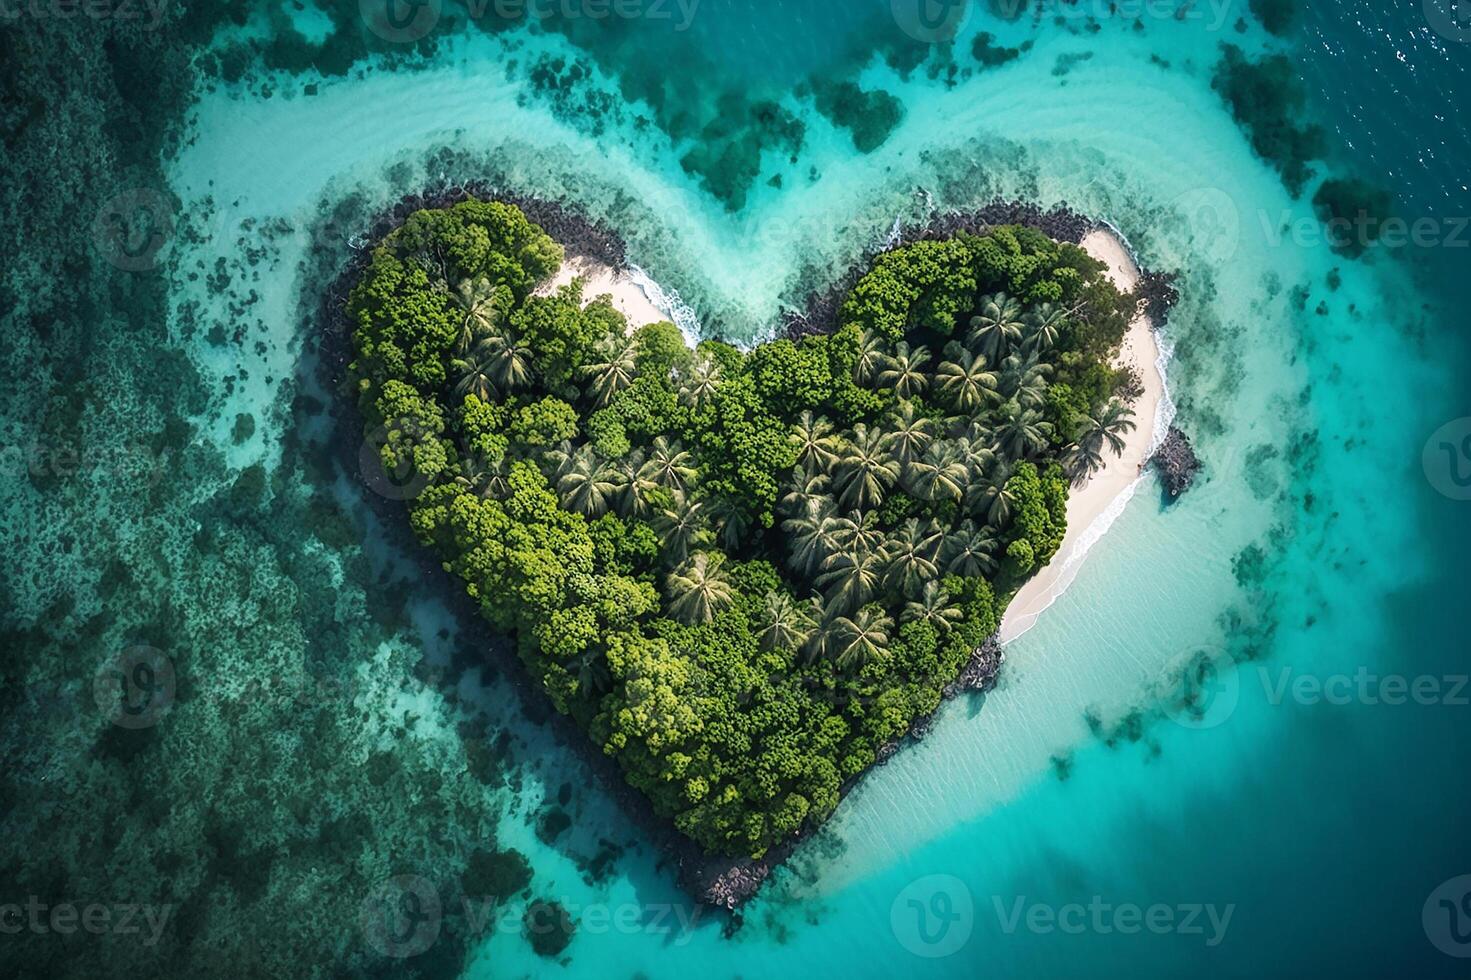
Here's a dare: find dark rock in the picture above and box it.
[1150,426,1201,500]
[943,633,1004,697]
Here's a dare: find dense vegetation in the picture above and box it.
[348,200,1136,858]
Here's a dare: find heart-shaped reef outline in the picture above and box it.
[345,198,1140,880]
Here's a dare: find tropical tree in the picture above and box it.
[943,521,1000,577]
[652,497,709,566]
[907,441,969,503]
[639,436,697,493]
[993,401,1053,459]
[706,494,755,552]
[876,342,931,399]
[830,607,894,671]
[816,548,884,615]
[1079,401,1137,457]
[903,580,963,633]
[758,592,818,654]
[450,277,506,354]
[999,351,1052,409]
[880,401,935,467]
[779,463,832,517]
[783,499,837,577]
[969,461,1019,527]
[835,423,900,511]
[665,552,737,625]
[611,453,658,518]
[558,446,621,517]
[1064,401,1136,486]
[676,354,723,410]
[581,335,638,409]
[933,349,1000,413]
[1023,301,1077,354]
[789,410,841,473]
[967,292,1026,360]
[573,648,612,696]
[853,329,887,386]
[881,518,943,599]
[451,343,500,404]
[479,332,535,394]
[454,454,513,500]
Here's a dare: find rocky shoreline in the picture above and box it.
[1150,426,1202,500]
[317,185,1167,914]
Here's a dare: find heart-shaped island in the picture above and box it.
[345,198,1145,899]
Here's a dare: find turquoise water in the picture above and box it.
[5,2,1470,977]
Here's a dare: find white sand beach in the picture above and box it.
[535,251,671,329]
[998,228,1168,643]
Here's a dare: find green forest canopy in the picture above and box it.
[347,200,1137,857]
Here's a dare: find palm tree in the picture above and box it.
[831,607,893,671]
[994,400,1053,459]
[903,580,963,633]
[1063,440,1106,488]
[581,335,638,409]
[779,463,831,517]
[783,499,837,578]
[450,277,506,354]
[706,494,754,552]
[451,344,500,404]
[479,333,534,394]
[943,520,1000,577]
[908,441,970,503]
[454,454,513,501]
[1023,301,1073,354]
[816,548,884,615]
[882,518,943,599]
[558,446,621,517]
[611,453,658,519]
[876,342,931,399]
[999,351,1052,409]
[639,436,697,494]
[934,349,1000,413]
[1080,401,1137,457]
[676,354,722,410]
[881,401,935,467]
[758,593,817,654]
[789,411,840,473]
[835,424,900,511]
[665,552,737,625]
[825,510,885,558]
[967,293,1026,360]
[573,648,612,696]
[652,497,709,566]
[853,329,887,386]
[1064,401,1136,486]
[971,461,1018,528]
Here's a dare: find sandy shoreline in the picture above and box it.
[998,228,1169,643]
[535,251,672,328]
